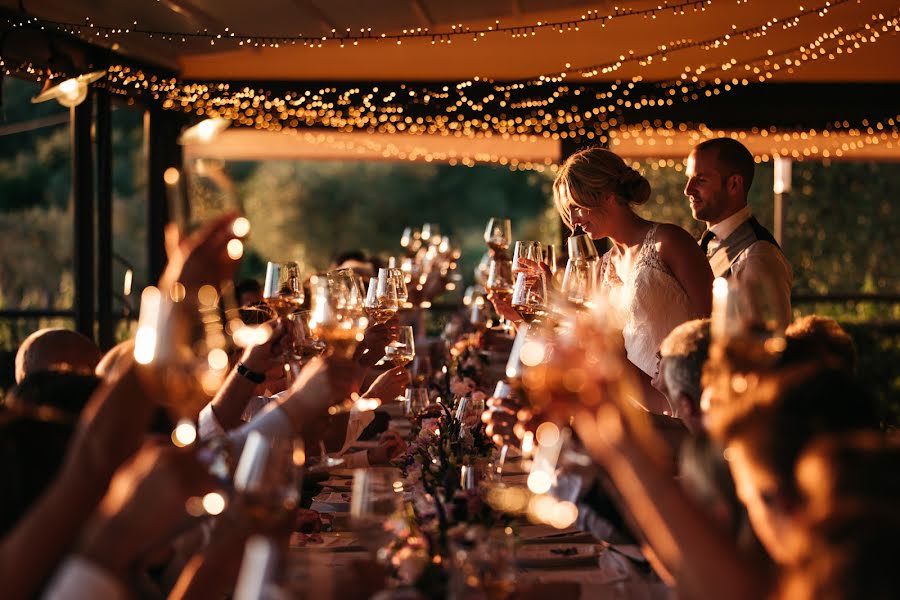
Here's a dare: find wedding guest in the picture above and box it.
[0,214,242,600]
[685,138,793,325]
[14,328,103,384]
[777,513,899,600]
[705,363,879,565]
[234,278,263,306]
[795,431,900,523]
[655,318,710,430]
[552,147,714,414]
[785,315,856,373]
[0,372,100,536]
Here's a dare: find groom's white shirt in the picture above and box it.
[707,205,793,326]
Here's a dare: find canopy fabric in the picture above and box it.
[4,0,899,83]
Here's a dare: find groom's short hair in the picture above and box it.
[694,138,755,194]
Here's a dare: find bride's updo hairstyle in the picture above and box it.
[553,146,651,229]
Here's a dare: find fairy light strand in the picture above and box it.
[17,1,713,49]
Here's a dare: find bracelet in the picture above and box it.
[236,361,266,384]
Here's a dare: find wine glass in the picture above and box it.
[233,431,304,532]
[566,233,599,262]
[560,259,595,306]
[484,218,512,254]
[511,271,549,324]
[364,269,399,325]
[387,267,410,307]
[308,274,367,359]
[543,244,559,277]
[350,468,404,557]
[384,325,415,368]
[133,284,230,441]
[486,258,515,331]
[404,387,430,419]
[263,262,305,317]
[512,241,543,275]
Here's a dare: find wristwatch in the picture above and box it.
[236,361,266,384]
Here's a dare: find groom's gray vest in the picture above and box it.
[703,217,783,279]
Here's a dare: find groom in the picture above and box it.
[684,138,793,325]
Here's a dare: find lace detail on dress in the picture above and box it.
[595,223,701,383]
[635,224,675,279]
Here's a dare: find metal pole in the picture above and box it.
[145,108,184,283]
[96,90,114,349]
[71,93,95,340]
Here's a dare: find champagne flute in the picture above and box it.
[511,271,549,324]
[364,269,399,325]
[484,218,512,254]
[512,241,543,275]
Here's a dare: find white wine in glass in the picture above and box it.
[484,218,512,253]
[363,269,399,325]
[263,261,304,316]
[511,272,549,324]
[384,325,416,367]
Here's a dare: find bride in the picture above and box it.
[556,147,713,414]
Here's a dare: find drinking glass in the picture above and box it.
[486,258,515,330]
[350,468,404,556]
[560,259,595,306]
[484,218,512,253]
[364,269,399,325]
[566,233,599,262]
[404,387,430,418]
[233,431,304,532]
[543,244,559,276]
[133,284,230,439]
[384,325,416,368]
[512,241,543,275]
[263,261,304,317]
[511,271,549,324]
[387,267,410,306]
[308,274,367,359]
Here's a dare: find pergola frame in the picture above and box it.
[2,9,898,347]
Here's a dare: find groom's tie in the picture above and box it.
[699,229,717,257]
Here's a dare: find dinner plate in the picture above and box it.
[290,531,365,551]
[310,492,352,512]
[319,478,353,492]
[516,543,601,568]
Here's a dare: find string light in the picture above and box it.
[17,1,713,49]
[0,5,897,170]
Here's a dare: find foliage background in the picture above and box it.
[0,76,896,418]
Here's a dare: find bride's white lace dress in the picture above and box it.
[597,224,700,378]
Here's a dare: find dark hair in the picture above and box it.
[780,513,900,600]
[0,372,101,536]
[695,138,755,194]
[235,278,262,297]
[710,364,878,500]
[332,249,367,266]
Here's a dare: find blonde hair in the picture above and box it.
[553,147,651,230]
